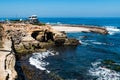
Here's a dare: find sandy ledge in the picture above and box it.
[52,26,90,32]
[52,25,108,34]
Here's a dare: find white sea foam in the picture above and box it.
[29,50,58,73]
[80,40,88,45]
[105,26,120,35]
[89,61,120,80]
[92,42,107,45]
[46,22,63,25]
[81,40,107,45]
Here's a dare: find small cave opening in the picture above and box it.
[46,32,54,41]
[31,30,54,42]
[31,31,41,40]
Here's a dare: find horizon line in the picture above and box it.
[1,16,120,19]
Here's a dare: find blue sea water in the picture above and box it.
[28,18,120,80]
[2,17,120,80]
[39,17,120,27]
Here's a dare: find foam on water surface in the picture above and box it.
[29,50,58,73]
[89,60,120,80]
[105,26,120,35]
[81,40,107,46]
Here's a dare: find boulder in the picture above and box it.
[54,34,67,46]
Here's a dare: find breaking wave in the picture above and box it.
[89,60,120,80]
[46,22,63,25]
[81,40,107,45]
[105,26,120,35]
[29,50,59,73]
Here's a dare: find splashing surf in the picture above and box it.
[29,50,59,73]
[105,26,120,35]
[89,60,120,80]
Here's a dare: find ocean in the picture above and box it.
[4,17,120,80]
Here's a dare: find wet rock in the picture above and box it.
[103,60,115,65]
[20,64,63,80]
[64,38,80,46]
[15,41,54,56]
[102,60,120,72]
[89,27,108,35]
[55,38,65,46]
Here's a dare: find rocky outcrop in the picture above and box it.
[0,39,17,80]
[102,60,120,71]
[52,25,108,35]
[87,26,108,34]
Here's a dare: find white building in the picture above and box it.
[29,15,39,24]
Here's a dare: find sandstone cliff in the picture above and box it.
[0,39,17,80]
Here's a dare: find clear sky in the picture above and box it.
[0,0,120,17]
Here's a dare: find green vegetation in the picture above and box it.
[15,41,54,56]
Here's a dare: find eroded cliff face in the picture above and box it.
[0,38,17,80]
[5,52,17,80]
[0,25,17,80]
[1,23,79,55]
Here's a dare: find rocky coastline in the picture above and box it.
[0,22,108,80]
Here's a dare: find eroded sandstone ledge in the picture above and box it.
[1,23,79,54]
[52,25,108,35]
